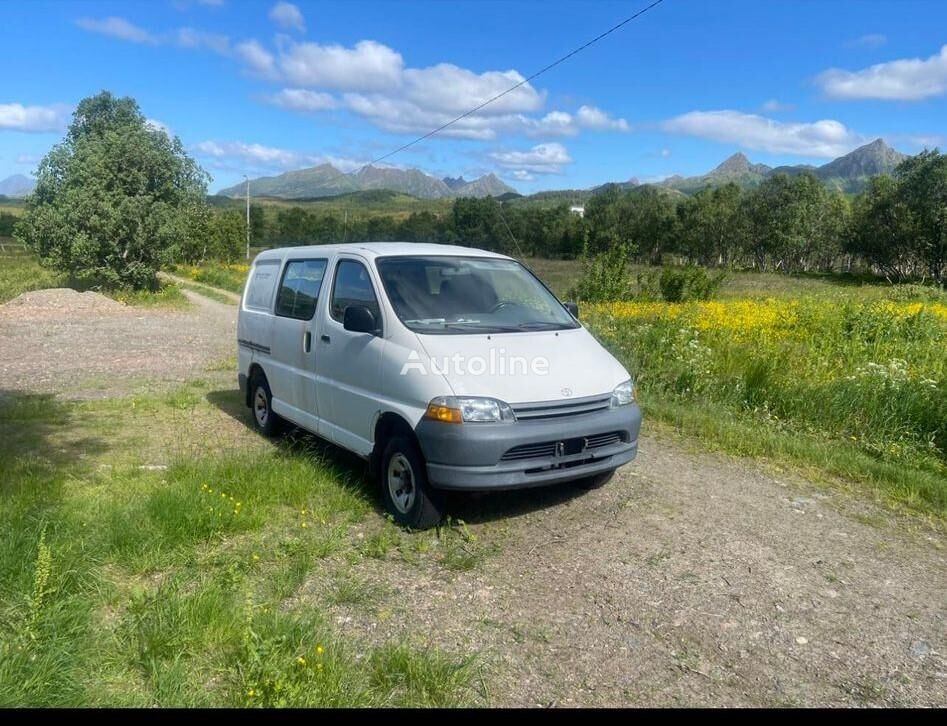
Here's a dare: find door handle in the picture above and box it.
[320,334,331,344]
[303,331,311,353]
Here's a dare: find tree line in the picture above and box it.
[248,154,946,284]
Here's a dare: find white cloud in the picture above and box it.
[0,103,70,133]
[235,39,276,75]
[818,45,947,100]
[575,105,629,131]
[662,110,863,158]
[266,88,338,112]
[175,27,230,54]
[402,64,543,115]
[15,153,40,165]
[194,140,304,169]
[278,40,403,91]
[846,33,887,49]
[193,139,363,173]
[509,170,535,181]
[269,2,305,33]
[76,16,158,44]
[660,148,671,158]
[489,143,572,174]
[760,99,795,113]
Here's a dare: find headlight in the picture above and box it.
[610,380,635,407]
[424,396,515,424]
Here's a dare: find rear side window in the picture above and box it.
[244,260,280,312]
[275,259,328,320]
[330,260,381,326]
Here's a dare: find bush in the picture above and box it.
[567,242,632,302]
[657,265,727,302]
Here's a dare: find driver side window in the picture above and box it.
[330,259,382,327]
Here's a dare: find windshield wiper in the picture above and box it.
[516,321,572,330]
[442,321,522,332]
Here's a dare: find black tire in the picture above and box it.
[574,468,616,490]
[249,373,283,437]
[380,435,442,529]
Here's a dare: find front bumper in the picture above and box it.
[415,401,642,491]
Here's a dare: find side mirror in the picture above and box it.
[563,301,579,319]
[343,305,378,334]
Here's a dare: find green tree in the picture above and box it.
[894,150,947,283]
[16,91,210,289]
[676,183,745,266]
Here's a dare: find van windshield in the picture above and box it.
[375,255,579,335]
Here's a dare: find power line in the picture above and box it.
[363,0,667,168]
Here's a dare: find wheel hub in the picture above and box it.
[387,453,416,514]
[254,387,268,427]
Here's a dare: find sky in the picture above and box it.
[1,0,946,194]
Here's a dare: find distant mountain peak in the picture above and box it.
[0,173,35,198]
[219,164,515,200]
[442,175,468,190]
[710,152,771,178]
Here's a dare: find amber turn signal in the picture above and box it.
[424,402,463,423]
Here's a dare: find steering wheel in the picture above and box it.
[489,301,518,314]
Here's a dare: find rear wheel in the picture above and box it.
[249,374,283,437]
[380,435,442,529]
[574,468,616,490]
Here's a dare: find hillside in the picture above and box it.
[0,174,35,198]
[658,139,907,194]
[220,164,515,200]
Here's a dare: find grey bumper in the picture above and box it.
[415,402,642,491]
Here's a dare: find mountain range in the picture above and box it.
[658,139,907,194]
[218,164,515,200]
[0,174,35,198]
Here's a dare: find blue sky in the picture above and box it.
[1,0,945,193]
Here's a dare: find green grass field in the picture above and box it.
[0,382,483,706]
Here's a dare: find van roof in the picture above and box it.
[253,242,511,262]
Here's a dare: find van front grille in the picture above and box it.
[500,431,626,462]
[511,394,611,421]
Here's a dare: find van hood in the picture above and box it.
[414,327,629,404]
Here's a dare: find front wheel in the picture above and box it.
[380,435,442,529]
[574,468,616,490]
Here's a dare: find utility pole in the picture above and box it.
[244,174,250,260]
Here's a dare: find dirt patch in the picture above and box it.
[0,287,237,398]
[0,288,129,321]
[296,437,946,707]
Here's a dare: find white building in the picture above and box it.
[569,205,585,218]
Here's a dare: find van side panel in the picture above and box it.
[238,258,280,392]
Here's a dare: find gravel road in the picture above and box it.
[0,287,237,398]
[1,284,943,706]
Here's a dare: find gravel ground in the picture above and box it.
[0,287,237,398]
[319,443,946,707]
[1,284,944,706]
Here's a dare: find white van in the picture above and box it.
[237,243,641,528]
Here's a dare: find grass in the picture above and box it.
[178,281,237,305]
[0,383,481,707]
[0,251,65,304]
[584,294,947,517]
[172,262,248,295]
